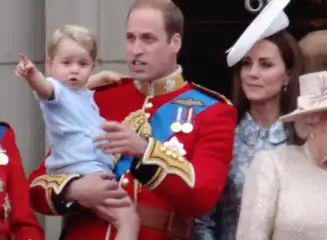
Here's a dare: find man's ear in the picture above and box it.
[170,33,182,54]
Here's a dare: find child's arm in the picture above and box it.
[15,54,53,100]
[87,71,128,89]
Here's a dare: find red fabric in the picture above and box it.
[0,125,44,239]
[28,81,237,240]
[28,152,53,216]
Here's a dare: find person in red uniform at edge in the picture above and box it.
[0,123,44,240]
[28,0,237,239]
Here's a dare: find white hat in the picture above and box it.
[226,0,291,67]
[280,71,327,122]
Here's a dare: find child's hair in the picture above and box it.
[47,25,97,61]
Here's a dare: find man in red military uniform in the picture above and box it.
[28,1,237,239]
[0,122,44,240]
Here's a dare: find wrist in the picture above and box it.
[26,70,45,89]
[136,139,148,158]
[98,71,109,83]
[26,69,41,82]
[63,179,79,202]
[46,174,82,214]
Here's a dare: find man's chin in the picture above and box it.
[131,72,152,81]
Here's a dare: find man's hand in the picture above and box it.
[15,54,39,82]
[65,172,131,209]
[87,71,130,89]
[94,121,148,158]
[103,70,130,84]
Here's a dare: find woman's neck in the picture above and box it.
[249,99,281,128]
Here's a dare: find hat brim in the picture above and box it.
[226,0,290,67]
[279,106,327,122]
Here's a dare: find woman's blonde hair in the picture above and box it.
[47,25,97,61]
[299,30,327,73]
[295,30,327,140]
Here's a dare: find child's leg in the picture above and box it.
[96,174,140,239]
[114,204,140,240]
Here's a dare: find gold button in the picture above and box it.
[145,113,151,118]
[137,119,145,124]
[145,102,153,109]
[178,156,184,162]
[121,178,129,186]
[160,146,166,151]
[172,153,177,158]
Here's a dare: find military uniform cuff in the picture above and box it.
[131,137,195,189]
[30,174,81,214]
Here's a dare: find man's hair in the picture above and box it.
[47,25,97,61]
[127,0,184,39]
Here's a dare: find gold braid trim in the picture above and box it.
[30,174,80,214]
[113,110,152,165]
[30,174,80,195]
[139,138,195,189]
[191,83,232,105]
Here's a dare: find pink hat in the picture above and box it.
[280,71,327,122]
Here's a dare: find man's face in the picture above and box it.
[125,7,180,81]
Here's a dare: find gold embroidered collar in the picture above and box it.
[133,66,185,96]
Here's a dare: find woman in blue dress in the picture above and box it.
[191,1,304,239]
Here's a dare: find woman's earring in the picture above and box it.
[283,84,288,92]
[310,132,315,139]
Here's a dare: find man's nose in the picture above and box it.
[131,40,144,55]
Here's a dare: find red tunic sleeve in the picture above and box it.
[1,124,44,239]
[28,153,80,216]
[27,160,50,215]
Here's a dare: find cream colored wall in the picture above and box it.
[0,0,133,239]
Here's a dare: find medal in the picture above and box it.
[171,107,183,133]
[171,122,182,133]
[181,122,193,133]
[182,108,194,133]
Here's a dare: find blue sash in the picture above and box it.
[115,89,218,178]
[0,125,7,142]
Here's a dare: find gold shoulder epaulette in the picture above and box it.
[191,83,232,105]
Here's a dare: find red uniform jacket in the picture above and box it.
[28,72,237,240]
[0,123,44,239]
